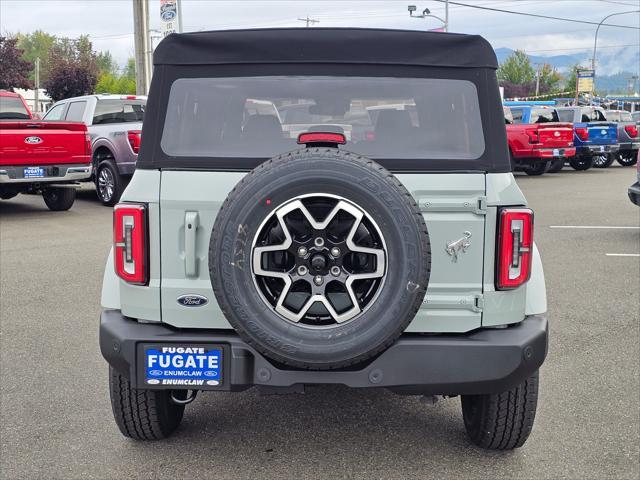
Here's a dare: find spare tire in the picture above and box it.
[209,148,431,370]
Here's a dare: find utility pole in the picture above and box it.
[132,0,151,95]
[176,0,183,33]
[535,65,541,97]
[297,16,319,27]
[34,57,40,113]
[444,0,449,32]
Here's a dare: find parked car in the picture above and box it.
[603,109,639,167]
[0,91,92,210]
[631,111,640,123]
[42,94,146,205]
[504,105,575,175]
[555,106,618,170]
[99,29,548,450]
[628,150,640,206]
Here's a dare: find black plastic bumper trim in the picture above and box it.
[99,310,548,395]
[629,182,640,206]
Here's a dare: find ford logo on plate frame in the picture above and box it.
[177,294,209,307]
[24,136,43,144]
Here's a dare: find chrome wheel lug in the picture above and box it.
[298,246,308,257]
[314,237,325,248]
[297,266,308,276]
[330,247,341,257]
[313,275,323,286]
[330,266,341,277]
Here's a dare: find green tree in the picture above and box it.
[123,58,136,81]
[538,63,562,93]
[497,50,536,85]
[96,51,118,76]
[563,64,579,92]
[95,71,136,94]
[15,30,56,83]
[95,73,118,93]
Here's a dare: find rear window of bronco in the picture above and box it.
[160,76,485,161]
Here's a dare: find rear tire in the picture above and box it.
[524,161,549,176]
[96,160,123,206]
[592,153,614,168]
[547,159,564,173]
[42,187,75,211]
[109,367,185,440]
[569,155,593,171]
[461,370,539,450]
[617,151,638,167]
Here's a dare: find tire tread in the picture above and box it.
[109,367,184,440]
[462,370,539,450]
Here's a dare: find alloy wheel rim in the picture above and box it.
[98,168,114,201]
[251,193,387,327]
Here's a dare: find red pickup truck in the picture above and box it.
[0,91,92,210]
[504,106,575,175]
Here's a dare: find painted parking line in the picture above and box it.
[549,226,640,230]
[605,253,640,257]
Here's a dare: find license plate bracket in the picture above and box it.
[23,167,45,178]
[139,343,224,389]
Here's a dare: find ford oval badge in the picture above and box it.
[24,136,43,144]
[177,294,208,307]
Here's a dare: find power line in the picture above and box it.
[432,0,640,29]
[297,16,320,27]
[523,43,638,53]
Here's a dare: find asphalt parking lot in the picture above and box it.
[1,165,639,480]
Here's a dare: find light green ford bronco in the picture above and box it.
[100,28,548,449]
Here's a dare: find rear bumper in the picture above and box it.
[0,164,92,184]
[100,309,548,395]
[619,141,639,152]
[531,147,576,159]
[629,182,640,206]
[577,144,619,155]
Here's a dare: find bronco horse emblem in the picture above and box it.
[445,231,472,262]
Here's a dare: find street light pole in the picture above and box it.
[591,10,639,94]
[408,6,447,30]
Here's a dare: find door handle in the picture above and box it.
[184,211,199,277]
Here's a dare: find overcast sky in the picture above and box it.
[1,0,639,73]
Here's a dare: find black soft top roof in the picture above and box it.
[153,28,498,69]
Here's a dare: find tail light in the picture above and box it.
[624,125,638,138]
[575,127,589,141]
[113,204,148,285]
[85,132,92,156]
[297,132,346,146]
[496,208,533,290]
[127,130,142,154]
[525,128,539,144]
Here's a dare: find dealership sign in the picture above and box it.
[160,0,181,37]
[576,69,595,93]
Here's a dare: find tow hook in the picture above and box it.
[170,389,198,405]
